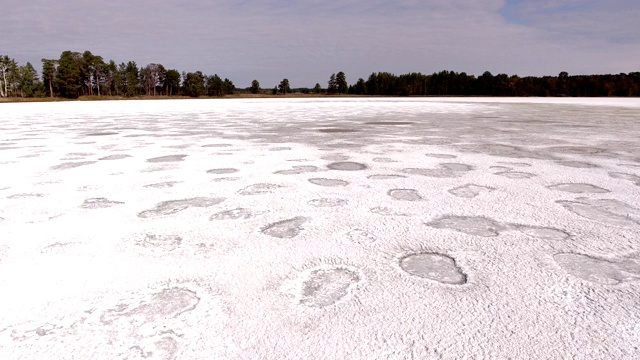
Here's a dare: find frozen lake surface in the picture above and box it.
[1,97,640,359]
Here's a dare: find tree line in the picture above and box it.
[1,51,234,99]
[1,51,639,99]
[352,70,640,97]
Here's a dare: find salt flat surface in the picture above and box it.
[1,97,640,359]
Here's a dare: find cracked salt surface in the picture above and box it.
[2,98,640,359]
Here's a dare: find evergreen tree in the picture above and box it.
[365,73,378,95]
[81,50,95,96]
[336,71,347,94]
[223,78,235,95]
[278,78,290,94]
[41,59,57,97]
[116,62,127,96]
[206,74,223,96]
[18,62,40,97]
[104,60,117,96]
[124,61,139,97]
[327,73,337,94]
[250,79,260,94]
[476,71,494,95]
[155,64,167,95]
[183,71,205,97]
[55,51,83,98]
[354,78,366,95]
[165,69,180,96]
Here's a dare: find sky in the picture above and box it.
[2,0,639,88]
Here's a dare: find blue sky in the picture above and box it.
[2,0,639,88]
[500,0,593,25]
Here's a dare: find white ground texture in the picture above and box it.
[1,97,640,359]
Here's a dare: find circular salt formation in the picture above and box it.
[495,171,536,179]
[547,183,609,194]
[210,208,253,220]
[399,253,467,284]
[50,161,97,170]
[440,163,474,171]
[426,215,505,237]
[368,174,406,180]
[206,168,239,174]
[238,183,282,195]
[327,161,367,171]
[81,197,124,209]
[274,165,318,175]
[147,155,187,163]
[144,181,180,188]
[308,178,349,187]
[317,128,359,133]
[609,172,640,183]
[554,253,640,285]
[515,226,570,241]
[136,234,183,251]
[86,132,119,136]
[365,121,414,125]
[372,157,397,163]
[211,177,240,182]
[100,287,200,324]
[425,153,457,159]
[320,154,350,161]
[261,216,308,238]
[387,189,423,201]
[299,267,361,307]
[556,198,640,227]
[308,198,348,207]
[99,154,131,161]
[137,197,226,218]
[201,143,232,148]
[556,160,599,168]
[448,184,495,198]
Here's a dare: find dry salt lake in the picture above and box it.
[1,97,640,359]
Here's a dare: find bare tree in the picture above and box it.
[0,55,16,97]
[141,63,163,96]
